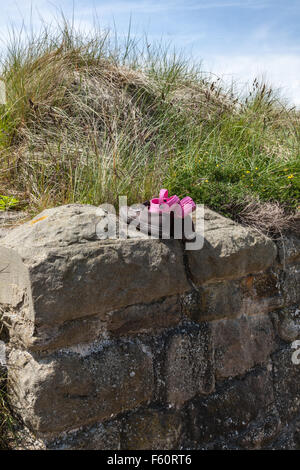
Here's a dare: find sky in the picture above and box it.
[0,0,300,105]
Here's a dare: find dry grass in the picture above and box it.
[229,199,300,237]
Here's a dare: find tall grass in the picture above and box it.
[0,18,299,232]
[0,371,14,449]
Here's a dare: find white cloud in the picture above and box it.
[205,53,300,106]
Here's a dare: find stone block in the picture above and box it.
[276,233,300,266]
[272,347,300,423]
[187,209,277,285]
[266,415,300,450]
[181,280,243,322]
[0,204,189,332]
[186,368,274,446]
[105,296,181,337]
[272,307,300,342]
[5,296,182,353]
[280,265,300,306]
[8,339,154,434]
[48,420,121,450]
[212,314,275,380]
[164,323,214,407]
[121,409,182,450]
[181,271,282,323]
[237,406,281,449]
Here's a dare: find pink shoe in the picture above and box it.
[120,189,196,239]
[149,189,195,218]
[178,196,196,218]
[149,189,180,214]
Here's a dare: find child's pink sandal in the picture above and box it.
[149,190,195,218]
[120,189,196,238]
[149,189,180,214]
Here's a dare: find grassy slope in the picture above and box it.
[0,22,299,235]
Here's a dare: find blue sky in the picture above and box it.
[1,0,300,105]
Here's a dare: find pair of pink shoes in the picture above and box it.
[120,189,196,239]
[149,189,196,218]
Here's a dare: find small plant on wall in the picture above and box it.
[0,195,19,211]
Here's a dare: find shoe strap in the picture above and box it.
[159,189,168,203]
[179,196,196,217]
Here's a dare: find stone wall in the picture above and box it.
[0,204,299,450]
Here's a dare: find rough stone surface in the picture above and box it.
[121,409,182,450]
[277,233,300,266]
[0,211,27,239]
[181,271,282,323]
[187,209,277,285]
[105,296,182,337]
[272,307,300,342]
[0,247,31,310]
[1,205,108,249]
[266,415,300,450]
[212,314,275,380]
[272,347,300,424]
[184,368,275,448]
[279,264,300,306]
[0,228,9,239]
[181,281,243,322]
[25,409,183,450]
[240,270,283,313]
[47,420,121,450]
[237,406,281,449]
[164,324,215,407]
[0,205,189,329]
[5,310,106,353]
[8,339,154,434]
[4,295,182,353]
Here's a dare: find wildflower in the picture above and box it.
[246,170,250,174]
[255,167,258,170]
[287,174,294,179]
[216,164,219,167]
[205,179,209,183]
